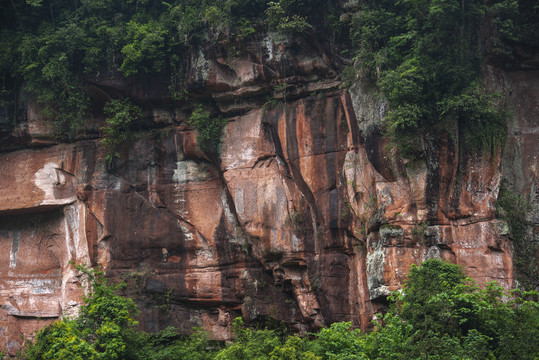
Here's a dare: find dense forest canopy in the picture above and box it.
[0,0,330,138]
[0,0,537,144]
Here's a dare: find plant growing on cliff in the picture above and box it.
[101,98,142,165]
[265,1,312,34]
[188,104,228,155]
[496,183,537,290]
[346,0,509,156]
[120,20,167,77]
[22,265,219,360]
[19,260,539,359]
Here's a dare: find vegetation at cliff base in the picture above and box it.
[15,260,539,359]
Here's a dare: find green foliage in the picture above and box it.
[24,264,141,360]
[0,0,323,140]
[347,0,509,155]
[215,317,282,360]
[496,183,537,290]
[440,87,507,152]
[120,20,167,76]
[372,259,539,360]
[265,1,312,34]
[310,322,367,360]
[147,326,218,360]
[22,260,539,360]
[235,17,256,39]
[24,321,99,360]
[101,98,142,165]
[490,0,539,54]
[269,336,320,360]
[178,261,539,360]
[18,22,89,140]
[188,104,228,154]
[361,312,414,360]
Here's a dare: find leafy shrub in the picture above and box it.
[188,104,228,154]
[215,317,282,360]
[24,265,141,360]
[101,98,142,164]
[265,1,312,34]
[269,336,320,360]
[348,0,508,155]
[18,23,89,140]
[21,260,539,360]
[121,20,167,76]
[310,322,366,360]
[368,259,539,360]
[148,326,218,360]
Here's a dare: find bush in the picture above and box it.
[24,265,141,360]
[120,20,167,76]
[265,1,312,34]
[348,0,508,155]
[101,98,142,165]
[188,104,228,154]
[365,259,539,360]
[215,318,282,360]
[21,260,539,360]
[310,322,366,360]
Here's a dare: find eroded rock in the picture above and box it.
[0,31,536,355]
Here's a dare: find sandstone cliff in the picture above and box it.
[0,31,537,355]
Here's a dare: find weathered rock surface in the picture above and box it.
[0,33,537,355]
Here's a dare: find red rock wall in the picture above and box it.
[0,34,536,355]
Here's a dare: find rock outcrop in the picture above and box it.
[0,32,537,355]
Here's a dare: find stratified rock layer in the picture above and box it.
[0,33,536,355]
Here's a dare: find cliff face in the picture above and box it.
[0,32,537,355]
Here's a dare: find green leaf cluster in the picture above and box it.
[188,104,228,155]
[346,0,514,155]
[101,98,142,164]
[24,265,140,360]
[365,260,539,359]
[0,0,325,139]
[265,1,312,34]
[213,260,539,360]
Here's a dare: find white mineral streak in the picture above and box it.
[173,140,193,242]
[64,210,73,262]
[173,150,188,217]
[9,231,20,269]
[61,202,90,318]
[263,34,273,61]
[366,236,389,300]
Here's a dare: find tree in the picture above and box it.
[24,265,142,360]
[363,259,539,360]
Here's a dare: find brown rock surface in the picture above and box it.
[0,33,536,355]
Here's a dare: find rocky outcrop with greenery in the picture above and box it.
[0,0,538,357]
